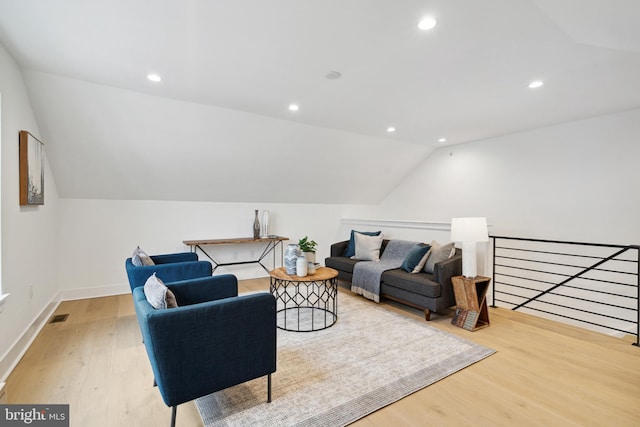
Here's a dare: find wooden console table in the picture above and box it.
[451,275,491,331]
[183,236,288,274]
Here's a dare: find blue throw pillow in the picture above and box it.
[401,243,432,273]
[343,230,382,257]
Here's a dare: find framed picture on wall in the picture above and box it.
[19,130,45,205]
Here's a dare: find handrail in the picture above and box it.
[490,235,639,346]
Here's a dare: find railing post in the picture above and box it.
[635,246,640,347]
[491,236,496,308]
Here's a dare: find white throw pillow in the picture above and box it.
[143,273,178,309]
[132,246,155,267]
[351,232,384,261]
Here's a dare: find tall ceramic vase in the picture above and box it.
[296,256,308,277]
[253,210,260,239]
[284,244,300,275]
[261,210,270,237]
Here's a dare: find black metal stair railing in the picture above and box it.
[491,236,640,346]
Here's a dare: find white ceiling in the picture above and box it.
[1,0,639,203]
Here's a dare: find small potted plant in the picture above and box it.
[298,236,317,263]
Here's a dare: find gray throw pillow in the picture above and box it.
[132,246,155,267]
[423,241,455,273]
[143,273,178,309]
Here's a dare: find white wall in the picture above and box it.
[0,42,60,381]
[376,108,640,246]
[371,108,640,335]
[57,199,376,298]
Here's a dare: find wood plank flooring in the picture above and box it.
[5,278,640,426]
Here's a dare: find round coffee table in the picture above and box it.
[269,266,338,332]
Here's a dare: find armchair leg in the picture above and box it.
[424,309,431,321]
[171,406,177,427]
[267,373,272,403]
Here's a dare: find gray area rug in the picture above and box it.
[196,291,495,426]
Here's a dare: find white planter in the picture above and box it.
[303,251,316,263]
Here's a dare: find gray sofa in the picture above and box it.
[325,239,462,320]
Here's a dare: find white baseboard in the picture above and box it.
[0,298,59,382]
[58,283,130,301]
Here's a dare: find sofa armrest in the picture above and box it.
[433,253,462,285]
[432,254,462,307]
[167,274,238,305]
[330,240,349,257]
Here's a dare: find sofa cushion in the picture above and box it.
[325,256,359,275]
[132,246,155,267]
[381,269,442,298]
[424,241,455,273]
[400,243,432,273]
[344,230,382,257]
[352,232,384,261]
[144,273,178,309]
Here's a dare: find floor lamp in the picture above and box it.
[450,217,489,278]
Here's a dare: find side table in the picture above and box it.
[451,275,491,331]
[269,267,338,332]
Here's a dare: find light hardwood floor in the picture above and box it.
[6,278,640,426]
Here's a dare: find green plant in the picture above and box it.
[298,236,317,253]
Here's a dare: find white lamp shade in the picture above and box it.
[450,217,488,243]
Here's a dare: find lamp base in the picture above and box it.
[461,241,477,278]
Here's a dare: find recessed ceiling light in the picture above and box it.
[288,104,299,112]
[528,80,544,89]
[418,16,437,31]
[387,127,396,133]
[147,73,162,82]
[438,138,447,143]
[325,71,342,80]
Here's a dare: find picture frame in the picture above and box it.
[19,130,45,205]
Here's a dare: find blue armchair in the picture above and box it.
[125,252,212,291]
[132,274,277,427]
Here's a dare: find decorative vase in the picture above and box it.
[296,256,308,277]
[261,210,270,237]
[284,244,300,275]
[253,210,260,239]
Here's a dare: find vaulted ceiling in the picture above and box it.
[1,0,639,203]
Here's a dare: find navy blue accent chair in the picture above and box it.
[132,274,277,427]
[125,252,212,291]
